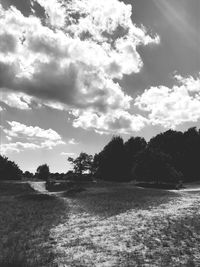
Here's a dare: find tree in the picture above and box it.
[148,128,200,182]
[96,136,129,182]
[68,152,93,175]
[91,153,100,177]
[23,171,34,179]
[132,148,182,184]
[36,164,50,181]
[149,130,185,179]
[0,155,22,180]
[124,136,147,178]
[182,127,200,181]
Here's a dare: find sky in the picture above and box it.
[0,0,200,173]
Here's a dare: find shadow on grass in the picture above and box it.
[17,193,56,201]
[63,185,180,218]
[0,182,69,267]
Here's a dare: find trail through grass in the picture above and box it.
[1,182,200,266]
[50,184,200,266]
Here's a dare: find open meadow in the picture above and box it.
[1,181,200,266]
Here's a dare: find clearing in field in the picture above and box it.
[1,181,200,266]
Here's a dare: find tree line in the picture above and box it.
[1,127,200,185]
[67,127,200,185]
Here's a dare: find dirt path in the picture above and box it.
[28,181,48,193]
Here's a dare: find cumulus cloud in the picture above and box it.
[0,0,159,134]
[61,152,75,156]
[135,74,200,128]
[1,121,65,154]
[1,142,40,154]
[1,91,32,110]
[68,138,79,145]
[33,0,66,28]
[72,109,149,134]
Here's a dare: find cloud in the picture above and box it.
[1,121,65,154]
[1,142,40,154]
[72,109,149,135]
[33,0,66,28]
[135,74,200,128]
[68,138,79,145]
[0,0,159,134]
[1,91,32,110]
[61,152,75,156]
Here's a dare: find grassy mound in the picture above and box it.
[0,182,35,196]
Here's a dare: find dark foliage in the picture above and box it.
[23,171,34,179]
[149,129,185,172]
[0,155,22,180]
[124,136,147,178]
[132,148,182,184]
[36,164,50,181]
[93,127,200,184]
[68,152,93,175]
[95,136,129,182]
[182,127,200,181]
[149,127,200,182]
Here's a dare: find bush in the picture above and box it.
[35,164,50,181]
[132,148,183,185]
[0,155,22,180]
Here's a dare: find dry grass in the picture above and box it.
[0,182,69,267]
[1,181,200,266]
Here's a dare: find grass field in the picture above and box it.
[1,181,200,266]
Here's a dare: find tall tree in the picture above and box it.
[36,164,50,181]
[182,127,200,181]
[124,136,147,178]
[132,148,182,184]
[68,152,93,175]
[0,155,22,180]
[149,130,185,175]
[96,136,129,182]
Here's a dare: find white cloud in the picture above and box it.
[1,121,65,154]
[0,0,159,134]
[72,109,149,134]
[1,91,32,110]
[135,74,200,128]
[68,138,79,145]
[1,142,40,154]
[61,152,75,156]
[33,0,66,28]
[175,74,200,92]
[6,121,62,140]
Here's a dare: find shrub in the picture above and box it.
[35,164,50,181]
[0,155,22,180]
[132,148,183,185]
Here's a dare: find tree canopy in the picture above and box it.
[68,152,93,175]
[36,164,50,181]
[132,148,182,184]
[95,136,129,182]
[0,155,22,180]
